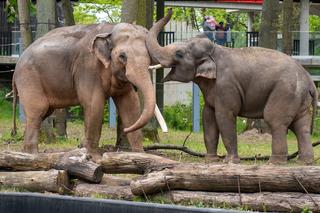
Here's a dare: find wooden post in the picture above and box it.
[192,83,200,132]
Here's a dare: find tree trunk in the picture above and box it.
[61,0,75,26]
[17,0,32,50]
[0,170,69,194]
[246,0,280,133]
[164,191,320,213]
[100,152,178,174]
[118,0,159,148]
[36,0,57,142]
[259,0,279,49]
[36,0,56,39]
[0,149,103,183]
[282,0,293,55]
[131,164,320,195]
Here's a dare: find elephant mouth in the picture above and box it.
[161,66,175,83]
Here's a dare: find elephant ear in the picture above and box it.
[91,33,113,68]
[195,56,217,79]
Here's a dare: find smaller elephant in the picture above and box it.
[146,10,318,164]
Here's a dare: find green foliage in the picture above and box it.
[0,88,13,121]
[4,0,36,23]
[310,15,320,32]
[73,4,98,24]
[163,103,192,131]
[74,0,121,24]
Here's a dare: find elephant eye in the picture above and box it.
[119,52,127,63]
[175,50,184,59]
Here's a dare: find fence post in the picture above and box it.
[109,97,116,128]
[192,83,200,132]
[18,38,25,122]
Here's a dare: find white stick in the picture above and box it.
[154,105,168,133]
[148,64,163,70]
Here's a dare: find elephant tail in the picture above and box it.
[310,84,318,135]
[11,80,17,136]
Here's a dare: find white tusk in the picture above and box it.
[5,90,13,99]
[154,104,168,133]
[148,64,163,70]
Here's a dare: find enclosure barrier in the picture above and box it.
[0,192,239,213]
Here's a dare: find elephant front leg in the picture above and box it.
[203,104,220,162]
[215,109,240,164]
[82,92,105,161]
[113,87,144,152]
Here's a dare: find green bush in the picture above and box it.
[0,87,13,120]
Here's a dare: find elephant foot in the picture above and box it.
[223,155,240,164]
[23,144,38,154]
[131,147,145,152]
[297,155,314,165]
[267,155,287,165]
[85,147,104,163]
[205,154,221,163]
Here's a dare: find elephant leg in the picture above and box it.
[215,110,239,164]
[264,87,298,164]
[289,111,314,165]
[20,95,49,154]
[113,87,144,152]
[203,104,220,162]
[81,89,105,160]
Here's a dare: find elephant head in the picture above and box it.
[91,24,155,133]
[146,9,217,83]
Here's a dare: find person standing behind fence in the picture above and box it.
[215,22,226,46]
[202,16,217,42]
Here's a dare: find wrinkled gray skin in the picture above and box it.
[13,23,155,160]
[147,10,318,164]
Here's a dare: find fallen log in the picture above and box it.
[131,164,320,195]
[0,149,103,183]
[100,152,178,174]
[163,191,320,213]
[0,170,69,194]
[100,174,132,186]
[75,182,133,200]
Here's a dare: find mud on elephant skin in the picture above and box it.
[12,22,156,160]
[146,9,318,165]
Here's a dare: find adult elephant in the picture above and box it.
[146,10,318,164]
[12,22,156,159]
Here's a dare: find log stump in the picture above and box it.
[100,152,178,174]
[0,170,69,194]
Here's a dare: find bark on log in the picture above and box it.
[0,149,103,183]
[0,170,69,194]
[74,183,133,200]
[131,164,320,195]
[100,152,178,174]
[164,191,320,213]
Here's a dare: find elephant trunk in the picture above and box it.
[146,8,175,67]
[124,65,155,133]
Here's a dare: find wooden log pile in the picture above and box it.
[0,149,319,212]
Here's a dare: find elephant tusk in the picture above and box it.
[5,90,13,99]
[154,104,168,133]
[148,64,163,70]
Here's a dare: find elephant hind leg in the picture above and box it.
[289,111,314,165]
[19,91,50,153]
[263,87,299,164]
